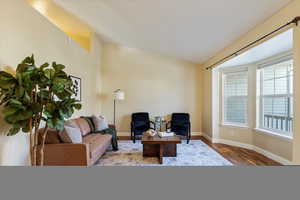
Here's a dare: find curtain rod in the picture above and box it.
[206,16,300,70]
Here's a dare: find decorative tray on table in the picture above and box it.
[158,132,175,138]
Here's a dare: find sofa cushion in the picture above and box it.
[59,126,82,144]
[65,119,79,128]
[81,116,95,132]
[83,134,112,158]
[38,128,61,144]
[75,118,91,136]
[92,115,108,131]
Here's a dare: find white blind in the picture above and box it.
[223,71,248,124]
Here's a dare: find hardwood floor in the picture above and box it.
[200,136,282,166]
[118,136,282,166]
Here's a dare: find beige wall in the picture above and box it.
[0,0,103,165]
[202,69,213,137]
[101,43,203,135]
[203,0,300,163]
[253,131,292,161]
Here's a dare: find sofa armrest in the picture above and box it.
[37,143,90,166]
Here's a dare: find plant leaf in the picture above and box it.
[40,62,49,70]
[74,104,82,110]
[53,64,65,71]
[44,69,55,80]
[16,87,25,98]
[0,71,16,89]
[2,107,19,116]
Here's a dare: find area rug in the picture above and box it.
[95,140,233,166]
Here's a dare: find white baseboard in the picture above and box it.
[252,146,292,165]
[191,132,203,136]
[202,134,212,141]
[213,138,253,150]
[206,136,292,165]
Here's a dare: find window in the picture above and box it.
[258,59,293,137]
[223,71,248,125]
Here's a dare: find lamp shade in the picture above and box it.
[114,89,125,100]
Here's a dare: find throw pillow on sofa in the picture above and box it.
[92,115,109,131]
[64,119,79,128]
[59,126,82,144]
[80,116,95,132]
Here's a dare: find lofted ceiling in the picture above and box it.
[54,0,292,63]
[28,0,93,51]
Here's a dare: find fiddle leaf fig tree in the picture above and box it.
[0,55,81,165]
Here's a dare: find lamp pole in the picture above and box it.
[113,89,125,127]
[113,99,116,126]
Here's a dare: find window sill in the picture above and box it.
[221,123,249,129]
[254,128,293,141]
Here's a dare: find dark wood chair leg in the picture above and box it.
[133,134,136,143]
[187,129,191,144]
[187,135,190,144]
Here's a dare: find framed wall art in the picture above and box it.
[70,75,81,101]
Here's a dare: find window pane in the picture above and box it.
[262,97,289,132]
[273,97,287,117]
[289,97,293,118]
[259,59,293,136]
[263,80,274,95]
[263,67,274,80]
[275,77,287,95]
[263,97,273,115]
[223,71,248,124]
[225,97,247,124]
[275,64,287,78]
[236,77,248,96]
[224,73,248,96]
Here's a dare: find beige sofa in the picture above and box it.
[37,118,113,166]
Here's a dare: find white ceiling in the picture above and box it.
[219,29,293,68]
[54,0,292,63]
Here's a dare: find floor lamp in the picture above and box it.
[113,89,125,126]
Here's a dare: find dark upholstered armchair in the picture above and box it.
[131,112,155,143]
[167,113,191,144]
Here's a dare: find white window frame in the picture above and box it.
[222,70,248,127]
[257,57,293,138]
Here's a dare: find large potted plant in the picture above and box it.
[0,55,81,166]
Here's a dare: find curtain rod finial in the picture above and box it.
[292,16,300,25]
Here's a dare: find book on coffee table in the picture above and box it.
[158,131,175,137]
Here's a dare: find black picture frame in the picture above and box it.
[70,75,81,101]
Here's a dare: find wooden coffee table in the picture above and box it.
[142,135,181,164]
